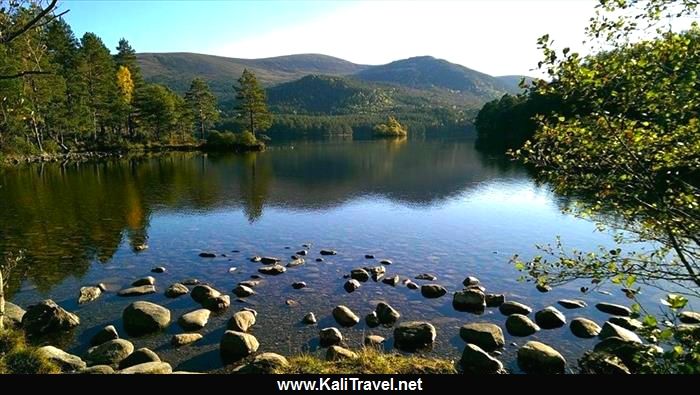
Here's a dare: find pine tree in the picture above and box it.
[114,38,143,87]
[234,69,271,135]
[185,77,219,140]
[137,84,178,141]
[78,33,118,141]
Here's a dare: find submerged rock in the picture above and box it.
[596,303,632,316]
[228,310,257,332]
[181,278,200,286]
[485,293,505,307]
[364,254,375,259]
[452,289,486,312]
[118,348,160,369]
[570,317,601,338]
[202,294,230,312]
[365,312,380,328]
[286,258,305,268]
[172,333,203,346]
[233,284,256,297]
[517,341,566,374]
[558,299,587,309]
[534,306,567,329]
[78,286,102,304]
[85,339,134,367]
[505,314,540,336]
[415,273,437,281]
[123,301,170,336]
[332,305,360,327]
[394,321,437,351]
[199,252,217,258]
[22,299,80,335]
[319,327,343,347]
[379,259,393,265]
[350,269,370,282]
[609,316,644,332]
[382,275,400,286]
[260,256,281,265]
[460,343,504,374]
[292,282,307,290]
[599,322,642,343]
[220,331,260,360]
[178,309,211,331]
[462,276,480,287]
[119,362,172,374]
[499,301,532,316]
[151,267,166,273]
[250,256,262,263]
[303,312,317,324]
[320,249,337,256]
[90,325,119,346]
[376,302,401,326]
[405,281,419,290]
[421,284,447,298]
[132,277,155,287]
[165,283,189,298]
[344,279,361,293]
[680,311,700,324]
[459,323,504,351]
[118,285,156,297]
[191,285,220,303]
[258,265,286,275]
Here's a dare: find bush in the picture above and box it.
[42,140,61,154]
[5,136,40,156]
[0,347,60,374]
[205,131,261,151]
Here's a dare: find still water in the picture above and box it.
[0,138,672,372]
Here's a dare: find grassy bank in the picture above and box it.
[0,330,60,374]
[276,348,457,374]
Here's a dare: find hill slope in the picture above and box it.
[137,52,368,99]
[353,56,521,102]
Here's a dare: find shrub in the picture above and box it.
[0,347,60,374]
[0,330,26,358]
[373,116,408,137]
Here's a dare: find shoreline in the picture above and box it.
[1,143,265,167]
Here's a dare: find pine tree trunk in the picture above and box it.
[249,110,255,135]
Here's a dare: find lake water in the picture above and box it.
[0,138,674,373]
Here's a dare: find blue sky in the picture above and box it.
[62,0,600,76]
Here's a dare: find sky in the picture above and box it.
[62,0,600,77]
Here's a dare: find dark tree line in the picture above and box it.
[1,2,267,158]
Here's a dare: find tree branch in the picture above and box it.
[1,0,59,45]
[0,70,51,80]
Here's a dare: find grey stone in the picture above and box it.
[191,285,220,303]
[570,317,601,338]
[421,284,447,298]
[118,285,156,296]
[364,335,386,347]
[22,299,80,335]
[202,294,230,312]
[319,327,343,347]
[220,330,260,360]
[172,333,203,346]
[365,312,380,328]
[394,321,436,351]
[499,301,532,316]
[85,339,134,367]
[261,256,281,264]
[680,311,700,324]
[415,273,436,281]
[286,258,305,268]
[452,289,486,311]
[463,276,480,287]
[609,316,643,332]
[123,301,171,336]
[3,302,25,328]
[233,284,256,297]
[344,279,361,293]
[320,249,337,256]
[79,365,115,374]
[118,348,160,369]
[459,323,505,351]
[505,314,540,336]
[228,310,256,332]
[460,343,504,374]
[332,305,360,327]
[151,267,166,273]
[485,294,505,307]
[258,265,286,275]
[382,275,400,286]
[199,252,216,258]
[178,309,211,331]
[78,286,102,304]
[534,306,567,329]
[558,299,587,309]
[517,341,566,374]
[596,303,632,316]
[599,322,642,343]
[132,276,155,286]
[292,282,306,290]
[165,283,189,298]
[90,325,119,346]
[350,269,370,282]
[119,362,172,374]
[376,302,401,326]
[303,312,317,324]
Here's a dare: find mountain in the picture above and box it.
[137,52,368,100]
[496,75,536,92]
[353,56,521,102]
